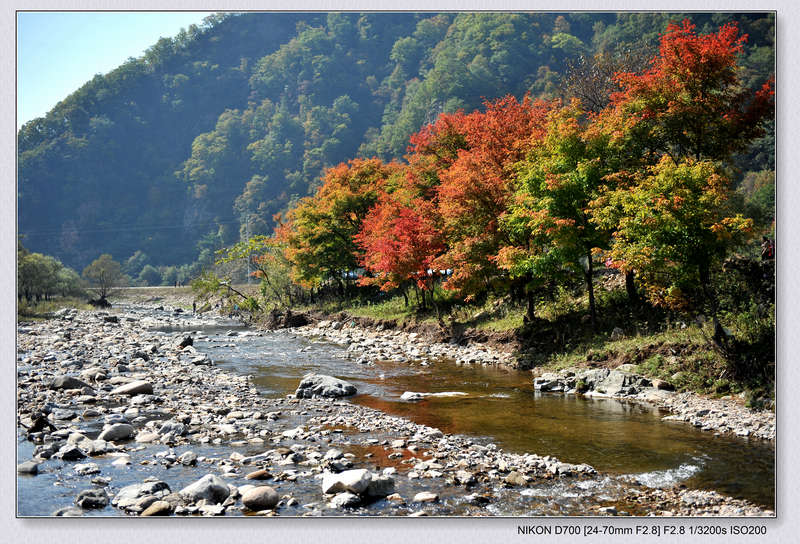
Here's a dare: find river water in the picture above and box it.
[195,325,775,509]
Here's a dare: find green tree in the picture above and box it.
[590,158,753,309]
[82,254,126,300]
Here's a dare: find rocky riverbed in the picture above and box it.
[292,319,775,442]
[16,304,773,517]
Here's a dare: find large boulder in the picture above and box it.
[179,474,230,504]
[295,373,356,399]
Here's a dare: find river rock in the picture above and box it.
[365,475,395,498]
[321,469,372,494]
[53,507,84,516]
[178,451,197,466]
[295,373,356,398]
[241,486,279,511]
[55,445,87,461]
[75,488,108,509]
[74,462,100,475]
[329,492,360,508]
[49,375,91,390]
[245,469,272,480]
[98,423,135,442]
[412,491,439,503]
[180,474,230,504]
[17,460,39,474]
[455,470,476,486]
[158,420,186,436]
[110,380,153,396]
[141,500,172,516]
[136,431,160,443]
[113,481,171,510]
[504,471,527,486]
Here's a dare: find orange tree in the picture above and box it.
[427,95,551,301]
[355,182,445,309]
[276,158,403,293]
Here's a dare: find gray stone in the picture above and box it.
[53,507,84,516]
[321,469,372,495]
[180,474,230,504]
[295,373,356,399]
[75,488,108,509]
[329,492,361,508]
[50,375,92,390]
[17,460,39,474]
[97,423,135,442]
[113,481,171,509]
[365,475,395,498]
[178,451,197,466]
[55,445,87,461]
[158,420,187,436]
[241,486,279,511]
[74,462,100,475]
[110,380,153,396]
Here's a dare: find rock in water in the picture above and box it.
[97,423,135,442]
[412,491,439,503]
[365,475,395,498]
[75,488,108,509]
[110,380,153,396]
[141,500,173,516]
[321,469,372,494]
[241,486,279,511]
[17,460,39,474]
[329,492,361,508]
[113,481,171,510]
[179,474,230,504]
[295,373,356,398]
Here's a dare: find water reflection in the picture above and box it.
[195,329,774,508]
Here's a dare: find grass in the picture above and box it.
[17,296,93,320]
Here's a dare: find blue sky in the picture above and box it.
[17,11,214,128]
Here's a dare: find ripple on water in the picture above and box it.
[625,459,705,488]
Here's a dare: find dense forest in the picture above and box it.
[18,12,774,282]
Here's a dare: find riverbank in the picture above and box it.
[286,316,775,443]
[16,302,773,516]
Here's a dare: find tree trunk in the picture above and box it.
[585,249,596,330]
[525,285,536,323]
[625,270,638,305]
[401,287,409,308]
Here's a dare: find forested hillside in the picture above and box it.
[18,12,774,278]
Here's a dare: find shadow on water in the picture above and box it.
[195,329,774,509]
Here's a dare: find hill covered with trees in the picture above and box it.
[18,12,774,281]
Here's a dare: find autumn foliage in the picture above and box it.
[269,20,773,313]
